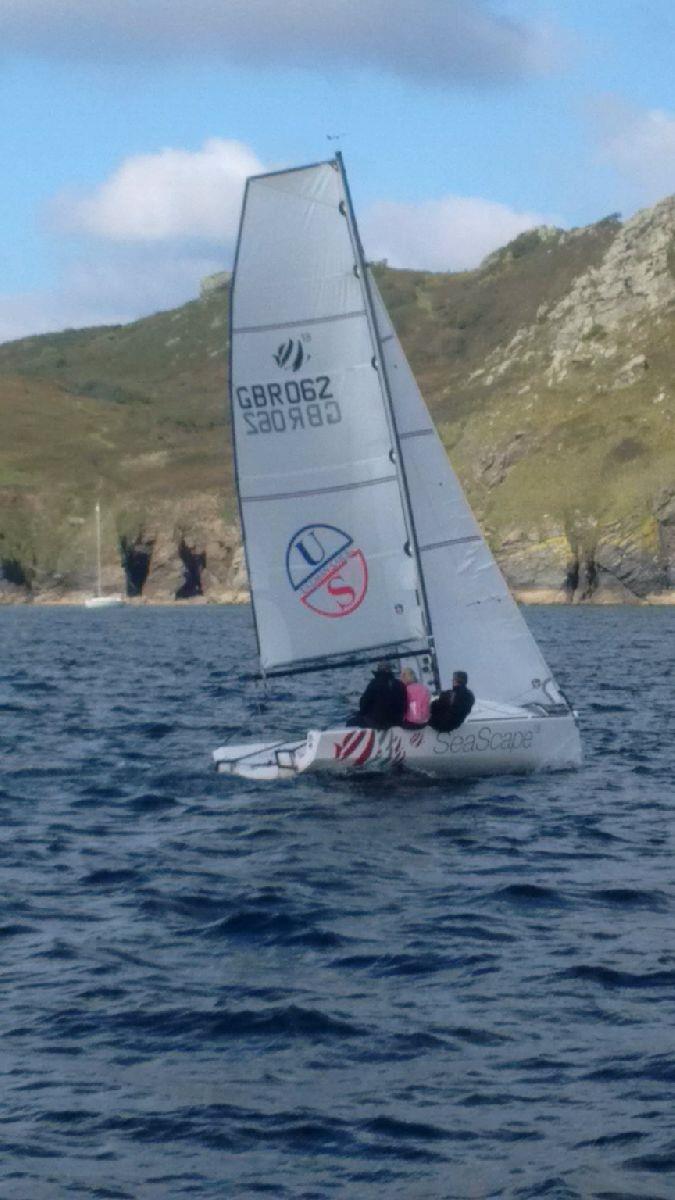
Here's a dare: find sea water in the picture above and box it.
[0,604,674,1200]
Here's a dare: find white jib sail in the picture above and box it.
[231,161,428,673]
[369,275,564,709]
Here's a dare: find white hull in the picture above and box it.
[84,594,124,609]
[213,702,582,782]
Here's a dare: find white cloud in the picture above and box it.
[0,0,557,84]
[1,138,262,341]
[592,96,675,204]
[54,138,264,242]
[361,195,554,271]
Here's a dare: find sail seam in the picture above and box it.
[420,536,482,552]
[233,310,366,335]
[241,475,398,503]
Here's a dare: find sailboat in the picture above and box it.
[84,501,124,609]
[213,155,582,780]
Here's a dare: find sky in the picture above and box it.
[2,0,675,342]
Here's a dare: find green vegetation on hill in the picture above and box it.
[0,291,236,575]
[0,206,673,599]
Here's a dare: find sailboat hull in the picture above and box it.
[213,705,582,782]
[84,594,124,609]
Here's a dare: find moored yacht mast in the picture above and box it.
[95,501,102,598]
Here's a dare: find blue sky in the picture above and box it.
[2,0,675,341]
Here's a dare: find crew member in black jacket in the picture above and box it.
[429,671,475,733]
[349,661,407,730]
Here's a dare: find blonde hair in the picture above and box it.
[401,667,417,684]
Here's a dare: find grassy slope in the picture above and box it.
[0,291,235,550]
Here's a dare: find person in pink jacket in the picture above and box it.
[400,667,431,728]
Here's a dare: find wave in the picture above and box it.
[36,1003,367,1045]
[558,965,675,990]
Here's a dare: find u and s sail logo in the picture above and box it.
[286,524,368,618]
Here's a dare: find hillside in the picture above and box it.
[1,199,674,604]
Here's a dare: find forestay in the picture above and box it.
[369,276,564,709]
[230,161,428,673]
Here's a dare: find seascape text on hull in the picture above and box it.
[213,155,582,781]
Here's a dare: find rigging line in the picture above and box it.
[233,309,365,335]
[241,475,397,504]
[419,535,482,552]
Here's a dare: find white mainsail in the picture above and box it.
[230,161,428,673]
[369,276,563,708]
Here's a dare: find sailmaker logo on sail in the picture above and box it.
[273,338,309,372]
[286,524,368,618]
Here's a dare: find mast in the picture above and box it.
[95,501,102,598]
[335,153,439,690]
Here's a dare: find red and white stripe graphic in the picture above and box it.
[333,729,376,765]
[390,734,406,764]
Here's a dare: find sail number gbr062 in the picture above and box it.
[236,377,341,435]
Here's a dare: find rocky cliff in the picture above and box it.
[0,199,673,604]
[457,199,675,602]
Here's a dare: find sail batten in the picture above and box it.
[234,309,367,335]
[241,475,399,504]
[420,536,482,552]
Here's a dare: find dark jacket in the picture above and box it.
[357,671,407,730]
[429,684,475,733]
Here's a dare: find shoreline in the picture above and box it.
[0,591,250,607]
[1,589,674,608]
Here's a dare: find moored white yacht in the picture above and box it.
[84,502,124,609]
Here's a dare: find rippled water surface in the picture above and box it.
[1,604,674,1199]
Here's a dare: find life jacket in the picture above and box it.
[404,682,431,726]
